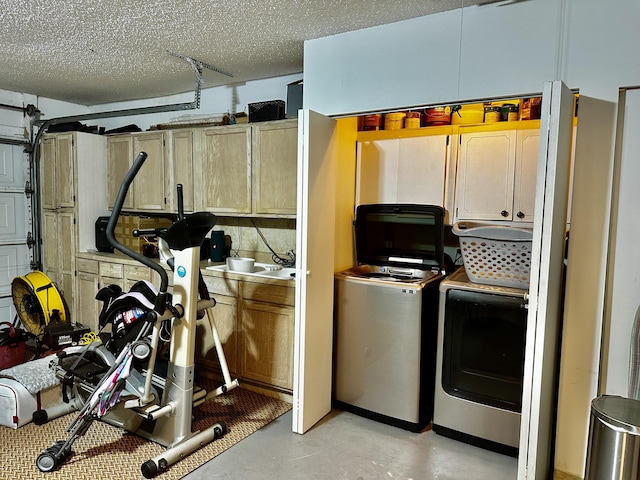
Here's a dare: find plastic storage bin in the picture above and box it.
[453,222,533,289]
[585,395,640,480]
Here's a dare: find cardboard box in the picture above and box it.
[114,215,173,256]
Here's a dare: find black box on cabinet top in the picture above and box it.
[248,100,286,122]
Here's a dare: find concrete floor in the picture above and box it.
[183,408,518,480]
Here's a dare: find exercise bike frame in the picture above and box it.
[36,151,239,478]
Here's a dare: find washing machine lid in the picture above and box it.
[354,204,445,272]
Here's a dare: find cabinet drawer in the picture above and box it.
[202,275,239,297]
[124,264,151,282]
[99,262,123,278]
[77,258,99,274]
[240,282,295,306]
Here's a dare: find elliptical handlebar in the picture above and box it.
[105,151,169,314]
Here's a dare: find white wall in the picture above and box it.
[302,0,640,477]
[83,74,301,132]
[304,0,563,115]
[604,88,640,398]
[5,74,300,134]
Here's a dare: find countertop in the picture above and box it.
[77,251,296,287]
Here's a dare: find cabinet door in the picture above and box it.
[455,130,516,222]
[132,132,166,211]
[168,130,195,213]
[40,133,75,209]
[196,125,252,214]
[356,135,449,208]
[56,211,76,317]
[356,139,401,205]
[77,272,100,332]
[40,137,57,210]
[513,129,540,222]
[252,121,298,215]
[55,133,75,208]
[41,211,59,278]
[107,136,134,210]
[123,264,151,291]
[197,295,238,375]
[239,299,294,391]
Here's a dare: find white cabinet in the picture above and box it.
[454,125,539,223]
[458,0,562,100]
[356,130,454,222]
[303,9,462,116]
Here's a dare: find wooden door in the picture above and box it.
[107,136,134,210]
[197,125,251,214]
[55,133,75,208]
[56,211,76,317]
[197,295,238,375]
[41,211,58,279]
[76,271,100,331]
[252,120,298,215]
[40,137,57,210]
[240,299,294,390]
[168,129,195,213]
[132,132,166,211]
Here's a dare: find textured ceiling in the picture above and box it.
[0,0,477,105]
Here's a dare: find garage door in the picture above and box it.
[0,140,33,324]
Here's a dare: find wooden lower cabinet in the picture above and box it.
[76,271,101,332]
[201,274,294,392]
[239,299,294,391]
[75,254,294,393]
[196,293,238,376]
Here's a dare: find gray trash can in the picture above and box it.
[585,395,640,479]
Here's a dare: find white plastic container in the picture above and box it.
[226,257,255,273]
[453,222,533,289]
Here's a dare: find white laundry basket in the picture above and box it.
[453,222,533,289]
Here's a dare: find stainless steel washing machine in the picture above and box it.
[333,204,449,432]
[433,267,528,456]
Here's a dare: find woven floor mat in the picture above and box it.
[1,386,291,480]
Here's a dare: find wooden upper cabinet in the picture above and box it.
[107,131,167,212]
[167,129,195,214]
[107,135,134,210]
[40,137,57,210]
[41,133,75,210]
[132,132,166,211]
[106,119,298,217]
[195,124,252,214]
[252,119,298,215]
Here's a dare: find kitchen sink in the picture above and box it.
[205,262,296,280]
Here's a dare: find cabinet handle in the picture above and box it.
[501,210,509,217]
[517,211,525,219]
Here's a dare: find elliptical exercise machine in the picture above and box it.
[35,151,239,478]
